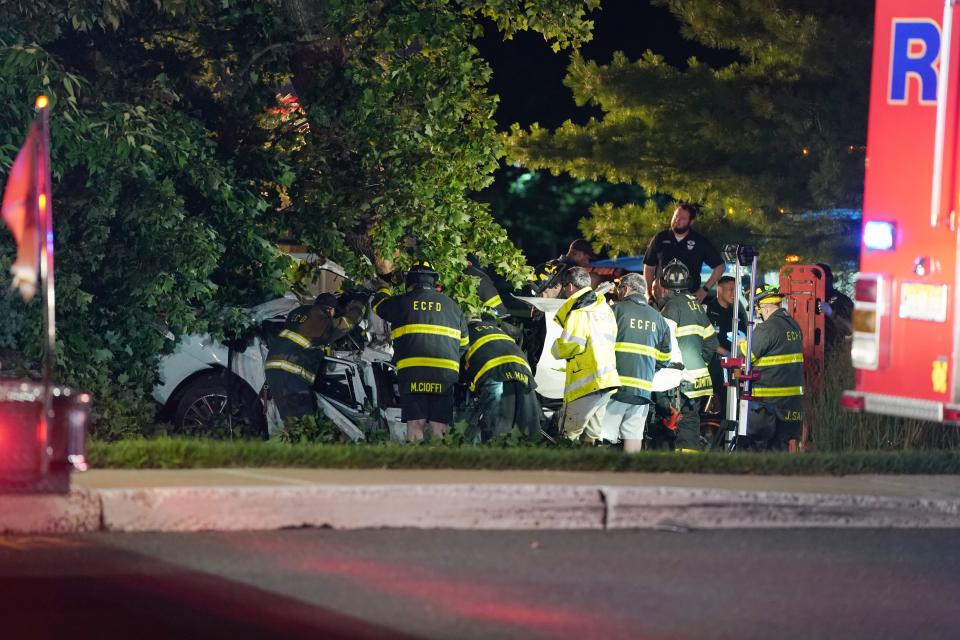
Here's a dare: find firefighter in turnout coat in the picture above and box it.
[372,261,469,442]
[658,260,719,451]
[743,285,805,451]
[601,273,673,452]
[264,293,338,422]
[462,318,541,442]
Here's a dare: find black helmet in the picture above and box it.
[660,259,690,291]
[313,292,338,310]
[406,260,439,287]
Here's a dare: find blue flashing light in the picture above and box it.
[863,220,895,251]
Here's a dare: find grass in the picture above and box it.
[86,350,960,475]
[87,437,960,475]
[808,352,960,451]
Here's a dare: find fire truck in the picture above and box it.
[843,0,960,422]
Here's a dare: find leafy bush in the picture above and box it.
[274,414,343,445]
[0,1,599,436]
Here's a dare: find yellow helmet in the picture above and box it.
[755,284,784,306]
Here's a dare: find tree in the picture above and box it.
[265,0,600,296]
[505,0,873,269]
[475,165,648,264]
[0,0,599,435]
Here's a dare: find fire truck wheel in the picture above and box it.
[171,373,267,439]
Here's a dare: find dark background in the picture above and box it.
[472,0,737,264]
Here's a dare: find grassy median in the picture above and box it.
[86,438,960,475]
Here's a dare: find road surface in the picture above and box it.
[1,528,958,639]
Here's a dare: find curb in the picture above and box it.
[97,485,605,532]
[602,487,960,529]
[0,489,101,534]
[3,485,960,534]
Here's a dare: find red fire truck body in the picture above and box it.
[844,0,960,422]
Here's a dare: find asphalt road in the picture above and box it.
[1,528,959,639]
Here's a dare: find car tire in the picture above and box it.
[171,372,267,439]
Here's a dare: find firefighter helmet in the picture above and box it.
[313,292,338,310]
[660,259,690,291]
[755,284,784,306]
[406,260,439,287]
[535,261,559,283]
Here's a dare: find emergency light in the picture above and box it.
[863,220,896,251]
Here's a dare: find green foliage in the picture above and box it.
[88,436,960,474]
[476,165,649,263]
[270,0,601,302]
[581,199,859,269]
[274,413,343,444]
[506,0,872,269]
[0,0,599,433]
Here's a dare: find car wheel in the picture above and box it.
[171,373,267,439]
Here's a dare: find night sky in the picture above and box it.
[475,0,737,131]
[472,1,738,263]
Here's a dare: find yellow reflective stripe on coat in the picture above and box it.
[619,375,653,391]
[371,289,392,312]
[752,386,804,397]
[674,325,714,338]
[614,342,671,361]
[265,359,316,384]
[391,323,462,340]
[754,353,804,367]
[460,335,469,347]
[470,355,531,391]
[482,294,503,309]
[465,333,514,367]
[564,364,618,396]
[396,357,461,372]
[279,329,311,349]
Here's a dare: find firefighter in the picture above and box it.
[372,261,469,442]
[551,266,620,443]
[600,273,673,452]
[658,260,719,451]
[743,285,805,451]
[462,316,541,442]
[264,293,338,422]
[465,255,510,318]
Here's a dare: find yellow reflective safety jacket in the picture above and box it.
[551,287,620,402]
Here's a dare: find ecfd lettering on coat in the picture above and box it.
[412,301,442,312]
[629,318,657,331]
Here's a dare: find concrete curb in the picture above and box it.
[98,484,605,532]
[602,486,960,529]
[4,484,960,534]
[0,489,101,534]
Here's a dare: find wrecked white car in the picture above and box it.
[153,295,404,442]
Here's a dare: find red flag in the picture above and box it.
[1,119,44,300]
